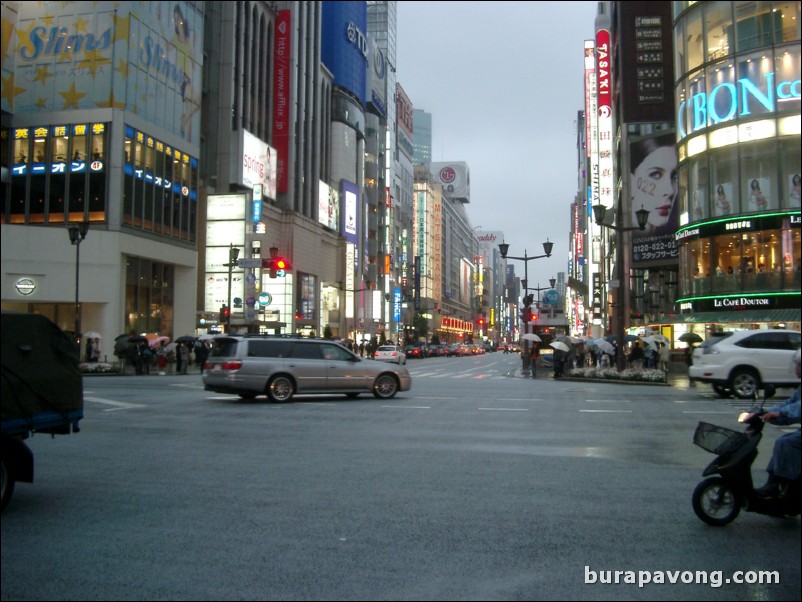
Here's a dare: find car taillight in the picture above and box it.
[221,360,242,370]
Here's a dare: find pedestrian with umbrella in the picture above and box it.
[128,334,150,375]
[194,338,209,373]
[178,341,191,374]
[658,342,670,374]
[529,342,540,379]
[550,340,570,378]
[680,332,702,385]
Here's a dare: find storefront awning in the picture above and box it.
[663,309,801,325]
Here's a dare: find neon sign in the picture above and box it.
[678,71,801,139]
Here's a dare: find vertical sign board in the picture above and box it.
[273,10,291,192]
[595,25,613,214]
[414,256,421,310]
[205,194,246,314]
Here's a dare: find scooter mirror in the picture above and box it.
[764,384,776,399]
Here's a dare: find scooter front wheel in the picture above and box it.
[692,477,742,526]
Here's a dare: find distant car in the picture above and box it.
[429,344,445,357]
[404,345,422,359]
[689,329,801,399]
[455,344,472,357]
[374,345,407,365]
[203,335,412,402]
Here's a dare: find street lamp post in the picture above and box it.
[225,243,241,334]
[68,220,90,356]
[498,240,554,374]
[592,203,649,371]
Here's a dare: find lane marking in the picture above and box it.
[579,409,633,413]
[478,407,529,412]
[585,399,632,403]
[84,396,145,411]
[381,405,431,409]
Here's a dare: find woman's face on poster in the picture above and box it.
[632,146,677,229]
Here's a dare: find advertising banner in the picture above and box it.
[631,133,679,265]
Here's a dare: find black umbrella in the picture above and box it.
[128,335,148,344]
[176,335,197,344]
[604,334,638,343]
[679,332,703,344]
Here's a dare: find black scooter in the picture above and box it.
[691,385,801,526]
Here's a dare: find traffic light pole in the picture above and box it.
[498,240,553,376]
[225,243,240,334]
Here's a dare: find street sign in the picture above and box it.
[258,292,272,306]
[236,258,262,268]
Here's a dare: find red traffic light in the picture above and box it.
[219,305,230,322]
[268,257,291,278]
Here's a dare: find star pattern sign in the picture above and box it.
[2,2,203,144]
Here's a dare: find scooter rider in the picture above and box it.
[748,349,801,497]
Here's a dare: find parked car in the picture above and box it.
[689,329,801,399]
[374,345,407,365]
[203,335,412,402]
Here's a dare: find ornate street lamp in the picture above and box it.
[591,204,650,371]
[68,221,90,355]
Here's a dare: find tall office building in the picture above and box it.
[413,109,432,164]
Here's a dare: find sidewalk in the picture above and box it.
[509,359,694,388]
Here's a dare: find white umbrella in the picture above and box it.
[641,337,659,350]
[84,331,102,340]
[594,339,615,355]
[550,341,571,352]
[198,334,216,341]
[521,333,542,342]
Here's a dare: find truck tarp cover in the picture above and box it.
[1,312,83,435]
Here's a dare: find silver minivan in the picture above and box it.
[202,336,412,402]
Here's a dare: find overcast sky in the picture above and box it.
[395,1,599,287]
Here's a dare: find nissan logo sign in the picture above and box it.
[15,277,36,295]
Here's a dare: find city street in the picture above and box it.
[2,352,799,601]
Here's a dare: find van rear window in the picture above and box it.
[210,338,239,357]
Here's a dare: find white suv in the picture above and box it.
[689,329,801,399]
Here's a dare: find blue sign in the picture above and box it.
[542,289,560,306]
[393,288,401,322]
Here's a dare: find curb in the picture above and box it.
[507,370,671,386]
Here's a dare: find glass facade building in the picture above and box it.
[671,1,801,328]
